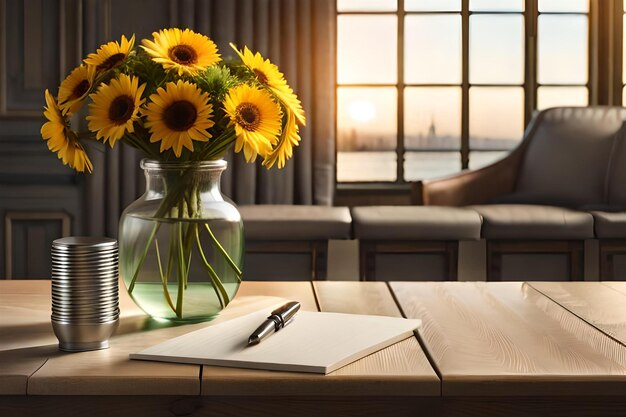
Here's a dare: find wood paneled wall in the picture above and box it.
[1,0,309,278]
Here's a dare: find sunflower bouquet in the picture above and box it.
[41,28,305,320]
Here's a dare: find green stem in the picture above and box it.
[175,223,185,318]
[204,224,242,281]
[197,130,236,160]
[124,132,160,159]
[165,228,175,284]
[195,226,230,307]
[128,222,161,293]
[154,238,176,313]
[182,223,194,290]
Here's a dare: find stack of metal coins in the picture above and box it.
[51,237,119,352]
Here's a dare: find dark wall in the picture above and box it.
[0,0,308,279]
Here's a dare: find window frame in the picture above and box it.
[335,0,595,187]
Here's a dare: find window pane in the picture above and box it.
[338,87,397,151]
[469,151,510,170]
[537,86,588,110]
[338,0,397,11]
[469,87,524,149]
[338,16,397,84]
[405,15,461,84]
[470,0,523,12]
[404,87,461,150]
[405,0,460,11]
[469,14,524,85]
[538,0,588,13]
[538,15,588,85]
[337,87,397,181]
[404,152,461,181]
[338,152,397,182]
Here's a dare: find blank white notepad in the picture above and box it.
[130,309,421,374]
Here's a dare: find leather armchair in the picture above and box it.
[411,107,626,281]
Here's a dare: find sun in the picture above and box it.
[348,100,376,123]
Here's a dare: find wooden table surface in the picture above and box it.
[2,280,626,417]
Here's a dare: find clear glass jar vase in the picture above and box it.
[119,159,243,322]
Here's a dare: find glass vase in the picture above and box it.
[119,159,243,322]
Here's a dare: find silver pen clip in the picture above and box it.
[247,301,301,346]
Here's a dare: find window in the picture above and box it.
[623,0,626,102]
[336,0,590,184]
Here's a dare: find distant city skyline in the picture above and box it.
[336,7,589,153]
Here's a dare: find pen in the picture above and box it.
[247,301,301,346]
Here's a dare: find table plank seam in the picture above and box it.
[386,281,443,396]
[601,282,626,298]
[25,356,50,395]
[198,365,203,396]
[308,281,322,312]
[526,282,626,349]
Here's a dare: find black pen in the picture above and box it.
[247,301,301,346]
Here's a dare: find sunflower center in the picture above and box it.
[108,95,135,125]
[253,69,269,85]
[169,45,197,65]
[72,80,91,99]
[163,101,197,131]
[98,53,126,71]
[235,103,261,131]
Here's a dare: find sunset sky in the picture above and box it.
[337,0,589,145]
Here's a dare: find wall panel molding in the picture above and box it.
[4,211,71,279]
[0,0,82,117]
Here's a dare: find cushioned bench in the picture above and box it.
[239,205,352,280]
[413,106,626,281]
[351,206,482,281]
[591,211,626,280]
[471,204,594,280]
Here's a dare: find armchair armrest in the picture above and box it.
[411,148,525,206]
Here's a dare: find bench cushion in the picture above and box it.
[591,211,626,238]
[239,205,352,240]
[471,204,594,240]
[351,206,481,240]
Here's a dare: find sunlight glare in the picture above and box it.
[348,100,377,123]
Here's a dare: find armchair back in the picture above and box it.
[515,107,626,208]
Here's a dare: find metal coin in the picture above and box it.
[51,252,118,260]
[52,317,118,325]
[51,315,120,324]
[51,296,119,304]
[52,299,119,308]
[52,274,119,280]
[51,290,118,298]
[52,308,119,317]
[51,263,118,270]
[52,236,117,249]
[52,309,119,318]
[51,253,118,261]
[51,282,118,289]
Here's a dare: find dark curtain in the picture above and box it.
[85,0,336,238]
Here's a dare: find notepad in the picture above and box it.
[130,308,421,374]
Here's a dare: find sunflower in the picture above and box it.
[223,84,282,163]
[143,80,214,157]
[86,74,146,147]
[41,90,93,173]
[58,65,96,115]
[231,44,306,126]
[263,110,301,169]
[141,28,220,76]
[84,34,135,71]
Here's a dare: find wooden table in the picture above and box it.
[1,280,626,417]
